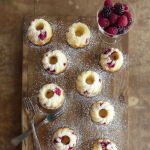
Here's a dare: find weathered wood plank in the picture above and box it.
[22,16,128,150]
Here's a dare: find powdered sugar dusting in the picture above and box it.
[23,16,129,150]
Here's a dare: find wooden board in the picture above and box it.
[22,16,129,150]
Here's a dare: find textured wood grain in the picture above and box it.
[0,1,34,150]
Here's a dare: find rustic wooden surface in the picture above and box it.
[0,0,150,150]
[22,16,128,150]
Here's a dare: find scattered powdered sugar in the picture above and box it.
[23,16,129,150]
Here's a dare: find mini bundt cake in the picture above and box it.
[27,19,53,45]
[38,83,65,109]
[42,50,68,75]
[52,127,77,150]
[90,100,115,125]
[99,48,123,72]
[92,139,117,150]
[65,22,91,48]
[76,70,102,97]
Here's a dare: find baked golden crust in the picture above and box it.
[38,83,65,110]
[52,127,77,150]
[76,71,102,97]
[92,138,117,150]
[27,19,53,45]
[90,100,115,125]
[99,48,123,73]
[42,50,68,75]
[65,22,91,48]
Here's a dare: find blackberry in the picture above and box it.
[101,6,112,19]
[125,18,132,29]
[114,4,124,15]
[117,26,125,34]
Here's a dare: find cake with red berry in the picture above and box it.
[38,83,65,109]
[27,19,53,45]
[65,22,91,48]
[97,0,133,36]
[99,48,123,72]
[76,71,102,97]
[52,127,77,150]
[90,100,115,125]
[92,139,117,150]
[42,50,68,75]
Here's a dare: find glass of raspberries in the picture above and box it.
[97,0,135,44]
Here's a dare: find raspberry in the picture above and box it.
[47,68,50,71]
[50,69,55,73]
[99,79,101,83]
[98,11,102,19]
[85,38,89,43]
[84,90,90,95]
[114,4,124,15]
[63,63,66,66]
[101,6,112,18]
[100,103,103,106]
[107,61,115,68]
[110,13,119,25]
[124,11,132,18]
[98,17,110,27]
[117,26,125,34]
[111,7,114,13]
[102,122,106,125]
[106,27,118,35]
[38,31,47,40]
[68,147,73,150]
[104,49,111,54]
[55,87,61,96]
[53,138,58,144]
[125,18,132,29]
[99,141,111,149]
[123,4,128,11]
[118,15,128,26]
[104,0,113,8]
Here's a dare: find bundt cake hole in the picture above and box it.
[75,27,84,36]
[110,52,119,60]
[45,89,54,99]
[61,136,70,145]
[86,76,95,85]
[36,23,44,30]
[50,56,58,64]
[99,109,108,118]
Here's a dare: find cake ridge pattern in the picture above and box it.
[90,100,115,125]
[38,83,65,110]
[27,18,53,45]
[65,22,91,48]
[92,139,117,150]
[100,48,124,72]
[76,70,102,97]
[42,50,68,75]
[52,127,77,150]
